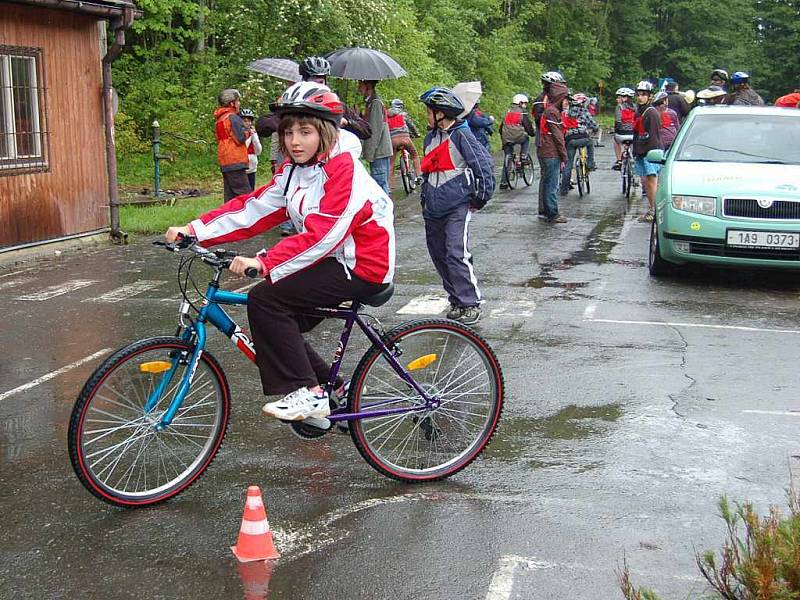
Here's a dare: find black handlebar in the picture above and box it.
[154,234,260,278]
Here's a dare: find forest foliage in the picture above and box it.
[113,0,800,157]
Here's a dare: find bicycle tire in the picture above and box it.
[576,157,585,198]
[503,154,517,189]
[400,156,412,195]
[625,159,634,199]
[68,337,231,507]
[622,158,630,198]
[585,167,591,195]
[521,157,535,186]
[347,319,504,482]
[407,156,418,192]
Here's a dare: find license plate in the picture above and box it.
[726,230,800,249]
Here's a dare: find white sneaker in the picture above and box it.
[262,387,331,421]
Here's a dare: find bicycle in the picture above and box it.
[575,145,591,198]
[67,236,505,507]
[620,140,635,199]
[501,143,535,189]
[398,146,418,194]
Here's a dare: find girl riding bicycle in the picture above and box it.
[165,81,395,423]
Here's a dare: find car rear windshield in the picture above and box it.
[675,113,800,165]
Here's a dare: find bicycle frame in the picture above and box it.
[147,280,438,429]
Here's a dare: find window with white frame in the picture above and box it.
[1,46,48,174]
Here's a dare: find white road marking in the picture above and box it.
[586,318,800,335]
[0,277,34,291]
[82,280,165,303]
[486,554,698,599]
[17,279,98,301]
[397,294,450,315]
[489,300,537,318]
[0,267,34,280]
[583,304,597,319]
[0,348,112,402]
[743,410,800,417]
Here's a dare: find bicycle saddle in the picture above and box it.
[361,283,394,307]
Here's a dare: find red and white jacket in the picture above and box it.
[190,131,395,285]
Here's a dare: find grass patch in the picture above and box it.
[120,194,223,235]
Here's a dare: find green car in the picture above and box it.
[646,105,800,276]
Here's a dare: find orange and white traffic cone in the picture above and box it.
[231,485,280,562]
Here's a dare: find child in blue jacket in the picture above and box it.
[419,87,495,325]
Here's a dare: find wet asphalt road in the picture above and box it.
[2,145,800,600]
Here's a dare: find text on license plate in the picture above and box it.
[727,230,800,249]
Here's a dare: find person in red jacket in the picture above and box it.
[214,88,251,201]
[166,82,395,423]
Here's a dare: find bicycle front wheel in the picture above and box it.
[68,337,231,507]
[400,156,412,194]
[348,320,504,482]
[521,158,535,186]
[577,160,585,198]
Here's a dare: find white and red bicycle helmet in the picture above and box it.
[270,81,344,126]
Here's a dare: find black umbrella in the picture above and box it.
[325,47,406,81]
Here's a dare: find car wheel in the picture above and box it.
[648,219,674,277]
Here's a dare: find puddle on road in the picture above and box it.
[486,403,623,463]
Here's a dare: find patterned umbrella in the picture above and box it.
[325,47,406,81]
[247,58,301,82]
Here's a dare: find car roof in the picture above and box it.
[692,105,799,116]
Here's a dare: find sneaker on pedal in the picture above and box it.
[262,387,331,421]
[612,161,622,171]
[457,306,481,325]
[446,304,464,320]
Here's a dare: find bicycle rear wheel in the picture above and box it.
[521,157,535,186]
[68,337,230,507]
[400,155,412,194]
[622,158,630,198]
[625,158,634,199]
[503,154,517,189]
[348,319,504,482]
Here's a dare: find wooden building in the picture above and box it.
[0,0,139,251]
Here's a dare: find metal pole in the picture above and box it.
[152,119,161,197]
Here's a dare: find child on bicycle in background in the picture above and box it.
[499,93,535,190]
[560,93,598,196]
[165,82,395,422]
[419,87,495,325]
[612,87,636,170]
[387,98,422,190]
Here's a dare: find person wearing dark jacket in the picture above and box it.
[466,101,494,152]
[536,82,569,223]
[632,80,662,222]
[419,87,495,325]
[534,71,567,215]
[730,72,765,106]
[358,80,394,194]
[664,80,691,124]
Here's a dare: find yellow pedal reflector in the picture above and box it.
[407,354,437,371]
[139,361,172,374]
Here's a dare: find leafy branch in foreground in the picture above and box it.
[619,489,800,599]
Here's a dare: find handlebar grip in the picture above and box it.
[244,267,260,278]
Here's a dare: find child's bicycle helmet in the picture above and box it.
[270,81,343,125]
[419,87,464,118]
